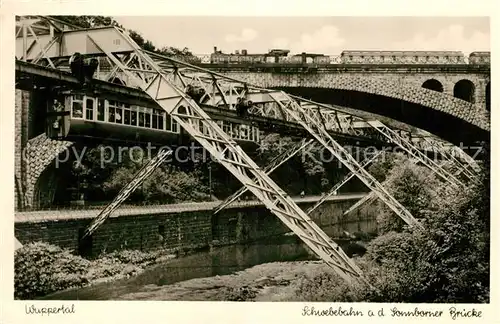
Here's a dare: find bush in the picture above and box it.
[375,160,440,233]
[14,243,152,299]
[220,286,258,301]
[294,158,489,303]
[15,242,90,299]
[105,250,159,266]
[294,270,367,302]
[103,166,211,203]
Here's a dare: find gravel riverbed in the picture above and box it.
[116,260,331,301]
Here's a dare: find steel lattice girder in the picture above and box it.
[420,137,480,180]
[266,93,423,230]
[341,140,477,217]
[13,17,481,157]
[13,17,388,142]
[213,138,315,214]
[82,149,173,239]
[407,135,481,182]
[343,192,377,216]
[450,146,482,173]
[17,19,424,282]
[82,28,364,283]
[366,120,465,188]
[16,16,79,66]
[307,151,383,215]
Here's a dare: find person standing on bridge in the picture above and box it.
[300,190,305,198]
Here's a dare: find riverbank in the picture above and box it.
[114,260,334,301]
[14,242,180,300]
[29,232,373,300]
[19,233,317,300]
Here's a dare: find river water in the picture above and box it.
[40,235,358,300]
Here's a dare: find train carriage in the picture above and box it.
[47,90,260,146]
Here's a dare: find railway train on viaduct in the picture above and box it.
[187,48,490,66]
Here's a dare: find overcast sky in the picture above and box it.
[112,16,490,56]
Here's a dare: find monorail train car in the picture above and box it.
[46,90,260,146]
[46,90,181,145]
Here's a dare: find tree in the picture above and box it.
[52,15,196,59]
[53,15,121,29]
[374,158,441,233]
[128,30,157,52]
[295,155,490,303]
[102,156,211,204]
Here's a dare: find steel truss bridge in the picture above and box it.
[15,16,483,285]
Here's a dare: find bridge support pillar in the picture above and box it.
[24,134,73,209]
[15,89,74,209]
[475,78,488,110]
[15,89,30,210]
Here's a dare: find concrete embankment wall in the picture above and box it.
[15,196,377,257]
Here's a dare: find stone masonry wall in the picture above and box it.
[220,71,490,132]
[218,70,490,108]
[15,89,30,209]
[15,199,374,257]
[15,89,74,209]
[23,134,73,208]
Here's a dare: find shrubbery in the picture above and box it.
[295,156,490,303]
[102,158,211,204]
[105,249,161,266]
[14,243,159,300]
[15,243,91,299]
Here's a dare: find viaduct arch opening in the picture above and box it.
[453,79,475,103]
[33,163,59,209]
[276,86,488,147]
[422,79,444,92]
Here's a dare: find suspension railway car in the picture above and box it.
[46,91,260,145]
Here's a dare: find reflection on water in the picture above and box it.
[41,235,323,300]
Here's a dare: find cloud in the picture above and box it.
[271,25,345,54]
[225,28,258,43]
[389,25,490,55]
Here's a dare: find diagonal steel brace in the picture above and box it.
[213,138,314,214]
